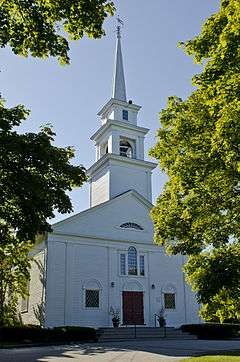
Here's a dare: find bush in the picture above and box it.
[181,323,240,339]
[0,325,97,344]
[52,326,97,342]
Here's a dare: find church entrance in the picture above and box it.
[122,291,144,325]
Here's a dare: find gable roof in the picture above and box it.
[52,190,153,229]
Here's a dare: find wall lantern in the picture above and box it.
[111,282,115,288]
[151,284,155,290]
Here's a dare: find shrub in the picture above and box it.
[52,326,97,342]
[181,323,240,339]
[0,325,97,343]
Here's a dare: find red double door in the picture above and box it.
[122,291,144,325]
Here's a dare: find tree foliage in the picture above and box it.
[0,97,87,325]
[0,0,115,325]
[150,0,240,321]
[185,245,240,323]
[0,227,31,326]
[0,97,87,243]
[0,0,115,64]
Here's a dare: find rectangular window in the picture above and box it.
[85,290,99,308]
[139,255,145,276]
[164,293,176,309]
[120,254,126,275]
[122,110,128,120]
[128,249,137,275]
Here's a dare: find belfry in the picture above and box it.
[88,22,156,207]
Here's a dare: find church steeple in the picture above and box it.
[87,21,157,207]
[112,18,127,101]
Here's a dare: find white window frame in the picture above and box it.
[83,279,102,310]
[139,254,145,276]
[119,250,146,277]
[163,292,176,310]
[85,289,100,309]
[120,253,127,276]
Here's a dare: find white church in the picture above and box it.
[22,27,200,328]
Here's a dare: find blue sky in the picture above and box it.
[1,0,219,222]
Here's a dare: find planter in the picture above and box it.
[112,318,120,328]
[158,318,166,328]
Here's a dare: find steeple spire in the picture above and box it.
[112,17,127,102]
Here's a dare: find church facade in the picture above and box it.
[22,28,200,328]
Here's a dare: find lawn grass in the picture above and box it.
[183,351,240,361]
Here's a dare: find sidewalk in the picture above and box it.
[0,339,239,361]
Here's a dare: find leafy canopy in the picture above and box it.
[0,97,87,243]
[0,0,115,64]
[150,0,240,254]
[0,0,115,325]
[150,0,240,321]
[185,245,240,323]
[0,228,31,326]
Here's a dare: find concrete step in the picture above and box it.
[97,327,197,342]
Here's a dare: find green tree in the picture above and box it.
[0,0,115,324]
[150,0,240,321]
[184,245,240,323]
[0,98,87,242]
[0,0,115,64]
[0,226,31,326]
[0,98,87,325]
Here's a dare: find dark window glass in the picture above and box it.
[140,255,145,276]
[120,254,126,275]
[164,293,176,309]
[120,222,143,230]
[122,110,128,120]
[85,290,99,308]
[128,247,137,275]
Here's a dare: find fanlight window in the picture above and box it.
[120,222,143,231]
[120,140,132,158]
[128,247,137,275]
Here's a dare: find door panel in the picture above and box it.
[122,291,144,325]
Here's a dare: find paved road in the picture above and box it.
[0,339,239,362]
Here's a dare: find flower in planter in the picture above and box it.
[157,307,166,327]
[109,307,120,327]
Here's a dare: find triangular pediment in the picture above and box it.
[51,191,154,244]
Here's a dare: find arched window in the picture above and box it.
[120,222,144,231]
[120,140,133,158]
[128,247,137,275]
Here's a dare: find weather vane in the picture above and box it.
[116,16,124,38]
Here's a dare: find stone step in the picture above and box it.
[97,327,197,342]
[99,331,188,336]
[98,327,176,331]
[98,336,197,341]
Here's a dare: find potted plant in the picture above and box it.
[157,308,166,327]
[110,307,120,328]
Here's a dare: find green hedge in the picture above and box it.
[0,325,97,343]
[181,323,240,339]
